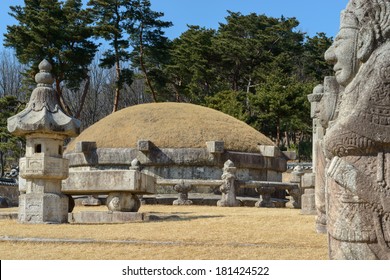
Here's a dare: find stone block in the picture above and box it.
[63,169,156,194]
[137,140,151,152]
[206,141,224,154]
[302,173,315,188]
[75,141,96,153]
[18,193,68,224]
[282,151,296,160]
[68,211,146,223]
[19,155,69,180]
[259,145,281,157]
[301,188,316,215]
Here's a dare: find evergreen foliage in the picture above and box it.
[4,0,98,116]
[2,3,333,160]
[127,0,172,102]
[0,96,24,177]
[87,0,134,112]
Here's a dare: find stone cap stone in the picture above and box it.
[7,60,80,137]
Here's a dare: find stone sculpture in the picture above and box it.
[7,60,80,223]
[323,0,390,259]
[217,160,240,207]
[309,77,341,233]
[173,183,193,205]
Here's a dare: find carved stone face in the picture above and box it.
[325,27,359,87]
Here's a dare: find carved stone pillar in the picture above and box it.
[217,160,240,207]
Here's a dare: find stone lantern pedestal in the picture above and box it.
[7,60,80,224]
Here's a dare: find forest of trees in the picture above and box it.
[0,0,333,176]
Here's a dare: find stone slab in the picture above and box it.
[301,188,316,215]
[0,212,18,220]
[259,145,281,157]
[68,211,147,224]
[63,170,156,194]
[302,173,315,189]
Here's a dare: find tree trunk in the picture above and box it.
[276,118,281,148]
[112,60,121,113]
[75,76,90,119]
[139,25,157,102]
[55,79,72,116]
[0,151,4,178]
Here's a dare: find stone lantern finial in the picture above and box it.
[35,59,54,86]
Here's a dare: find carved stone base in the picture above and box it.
[173,183,193,206]
[173,197,193,205]
[217,198,240,207]
[18,193,68,224]
[106,192,141,212]
[255,187,275,208]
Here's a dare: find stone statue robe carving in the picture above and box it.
[323,0,390,259]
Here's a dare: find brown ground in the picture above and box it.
[0,205,328,260]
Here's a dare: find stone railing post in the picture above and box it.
[286,165,304,209]
[301,173,316,215]
[217,160,240,207]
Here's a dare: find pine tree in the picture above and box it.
[4,0,97,116]
[166,26,220,103]
[87,0,134,112]
[127,0,172,102]
[0,96,24,177]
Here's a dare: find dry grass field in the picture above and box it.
[0,205,328,260]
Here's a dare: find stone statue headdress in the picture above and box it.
[345,0,390,47]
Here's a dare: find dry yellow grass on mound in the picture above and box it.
[66,102,274,153]
[0,205,328,260]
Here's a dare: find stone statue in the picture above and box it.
[323,0,390,259]
[309,77,341,233]
[217,160,240,207]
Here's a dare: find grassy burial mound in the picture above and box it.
[66,102,274,153]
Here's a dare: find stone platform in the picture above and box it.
[68,211,147,224]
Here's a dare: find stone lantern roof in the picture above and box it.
[7,59,80,137]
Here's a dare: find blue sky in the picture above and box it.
[0,0,349,49]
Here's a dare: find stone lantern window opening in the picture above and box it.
[35,144,42,154]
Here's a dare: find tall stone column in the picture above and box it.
[7,60,80,224]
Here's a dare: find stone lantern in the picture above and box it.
[7,60,80,223]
